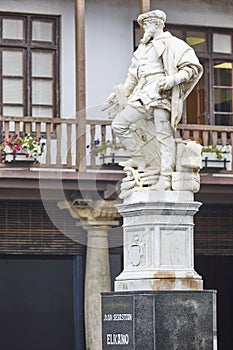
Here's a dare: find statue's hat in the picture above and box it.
[137,9,166,26]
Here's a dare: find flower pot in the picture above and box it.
[99,147,130,166]
[3,152,36,164]
[202,152,232,170]
[100,153,117,165]
[0,134,45,165]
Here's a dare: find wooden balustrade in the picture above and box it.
[177,124,233,146]
[0,116,113,170]
[1,116,233,171]
[0,116,79,169]
[86,119,113,169]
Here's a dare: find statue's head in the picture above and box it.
[137,9,166,28]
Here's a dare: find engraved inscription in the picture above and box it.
[103,313,132,322]
[106,333,130,345]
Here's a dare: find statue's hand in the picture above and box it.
[101,92,117,112]
[159,76,175,91]
[171,114,179,129]
[107,92,116,104]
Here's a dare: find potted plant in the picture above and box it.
[87,138,128,165]
[0,133,46,164]
[202,145,232,170]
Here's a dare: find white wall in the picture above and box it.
[0,0,76,119]
[151,0,233,27]
[85,0,138,119]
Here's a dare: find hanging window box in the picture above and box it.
[202,145,232,170]
[3,152,36,164]
[88,138,129,168]
[0,134,46,165]
[99,148,130,166]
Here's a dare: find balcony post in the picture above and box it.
[139,0,150,14]
[139,0,150,38]
[75,0,86,171]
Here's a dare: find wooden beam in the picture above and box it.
[75,0,86,171]
[139,0,150,14]
[139,0,151,38]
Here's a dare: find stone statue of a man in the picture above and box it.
[106,9,203,190]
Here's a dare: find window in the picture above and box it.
[134,22,233,127]
[167,25,233,127]
[0,12,60,118]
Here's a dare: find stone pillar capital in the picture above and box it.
[58,199,121,228]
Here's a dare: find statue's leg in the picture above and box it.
[152,108,175,190]
[112,105,146,168]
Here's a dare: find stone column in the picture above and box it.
[58,200,120,350]
[84,224,111,350]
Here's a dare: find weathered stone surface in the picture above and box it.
[102,290,217,350]
[172,172,200,193]
[115,193,203,291]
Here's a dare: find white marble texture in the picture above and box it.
[105,9,203,192]
[115,190,203,291]
[172,172,201,193]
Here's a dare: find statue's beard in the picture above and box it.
[140,30,154,45]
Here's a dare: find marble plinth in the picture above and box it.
[102,291,217,349]
[115,190,203,291]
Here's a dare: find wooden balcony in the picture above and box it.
[0,116,233,173]
[0,116,79,170]
[177,124,233,147]
[0,116,114,171]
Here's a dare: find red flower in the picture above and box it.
[13,144,21,152]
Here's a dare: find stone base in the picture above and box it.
[102,290,217,349]
[115,277,203,291]
[122,189,194,205]
[115,269,203,291]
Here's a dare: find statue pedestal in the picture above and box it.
[101,190,217,349]
[115,190,203,291]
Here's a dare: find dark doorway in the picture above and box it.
[195,255,233,350]
[0,256,76,350]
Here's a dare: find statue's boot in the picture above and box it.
[150,175,171,190]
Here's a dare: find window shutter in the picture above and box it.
[0,200,86,255]
[195,204,233,255]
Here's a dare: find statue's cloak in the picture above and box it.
[154,32,203,127]
[127,32,203,128]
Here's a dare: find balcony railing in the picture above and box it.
[176,124,233,147]
[86,119,114,169]
[0,116,80,169]
[0,116,233,172]
[0,116,113,170]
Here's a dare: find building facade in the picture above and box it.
[0,0,233,349]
